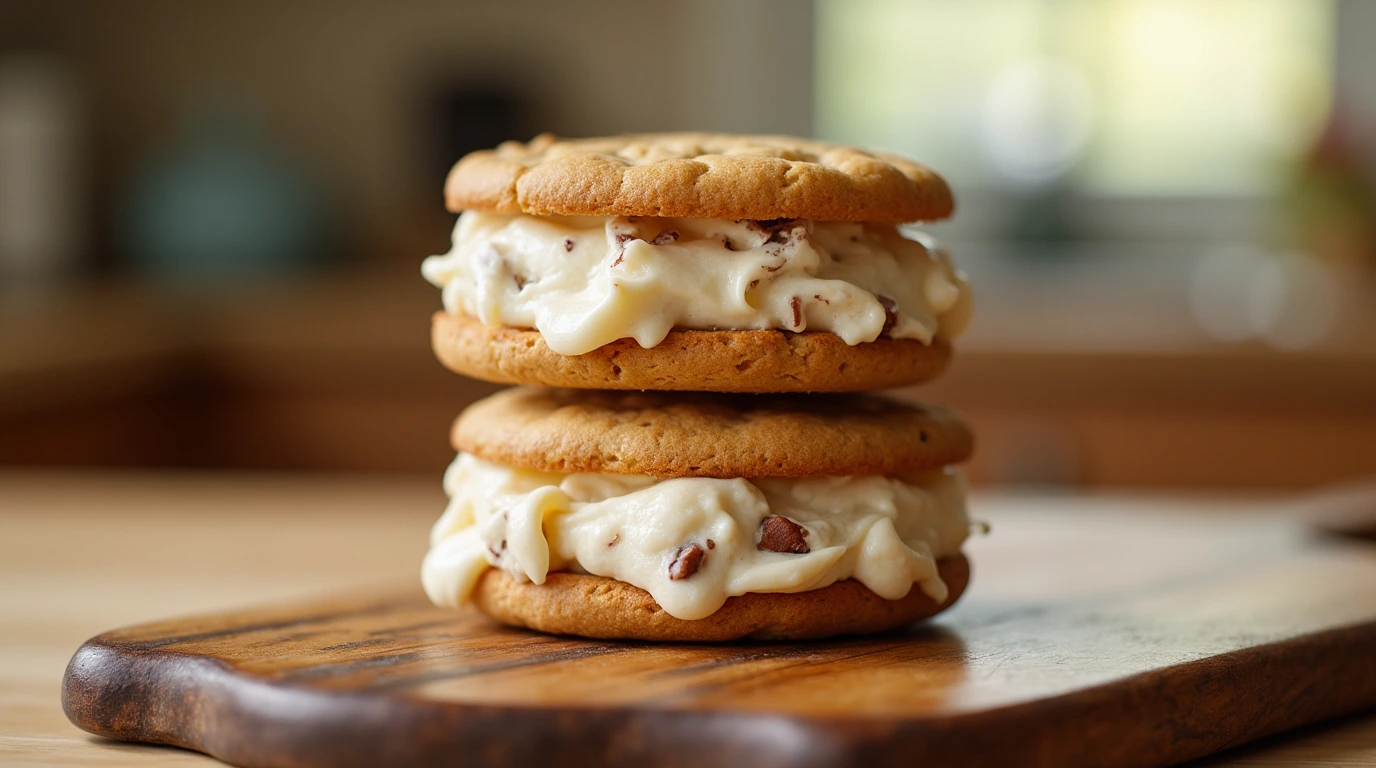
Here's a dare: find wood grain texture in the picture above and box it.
[58,494,1376,768]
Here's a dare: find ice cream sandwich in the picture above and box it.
[422,133,971,393]
[422,387,975,641]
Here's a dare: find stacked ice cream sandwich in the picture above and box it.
[419,133,976,641]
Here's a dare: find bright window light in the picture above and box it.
[816,0,1335,196]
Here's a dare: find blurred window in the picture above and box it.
[816,0,1335,197]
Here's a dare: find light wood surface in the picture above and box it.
[3,471,1376,767]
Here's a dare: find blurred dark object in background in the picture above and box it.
[0,52,83,286]
[430,87,525,194]
[1,0,1373,489]
[123,98,328,279]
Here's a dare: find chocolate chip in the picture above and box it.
[878,295,900,334]
[749,218,797,236]
[758,516,810,554]
[564,238,575,252]
[612,232,638,268]
[706,539,716,550]
[750,218,803,249]
[790,296,802,329]
[668,543,705,580]
[651,229,679,245]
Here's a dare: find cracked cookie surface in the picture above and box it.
[444,132,954,223]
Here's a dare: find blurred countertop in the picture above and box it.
[3,269,1375,486]
[6,268,1376,414]
[1,272,452,419]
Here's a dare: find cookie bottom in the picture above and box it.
[469,554,969,642]
[432,312,951,393]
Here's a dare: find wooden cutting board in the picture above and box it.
[62,501,1376,768]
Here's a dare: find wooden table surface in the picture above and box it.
[2,471,1374,767]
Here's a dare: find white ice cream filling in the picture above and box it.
[421,212,973,356]
[422,453,972,621]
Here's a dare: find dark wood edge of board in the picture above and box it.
[62,622,1376,768]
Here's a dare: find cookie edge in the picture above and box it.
[469,554,970,642]
[431,311,953,394]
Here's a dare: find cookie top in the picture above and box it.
[452,387,973,478]
[444,133,954,223]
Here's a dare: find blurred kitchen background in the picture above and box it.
[1,0,1373,489]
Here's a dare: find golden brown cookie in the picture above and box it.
[453,386,973,478]
[432,312,952,394]
[444,132,954,223]
[471,555,969,642]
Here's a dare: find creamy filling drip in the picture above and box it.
[421,212,972,356]
[421,453,972,621]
